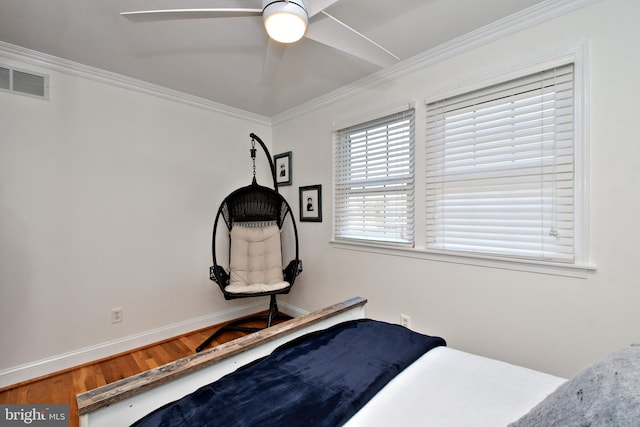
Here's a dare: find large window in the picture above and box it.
[334,109,415,244]
[425,63,576,263]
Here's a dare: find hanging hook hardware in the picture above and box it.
[248,133,279,191]
[250,137,257,182]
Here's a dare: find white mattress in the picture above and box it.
[346,346,566,427]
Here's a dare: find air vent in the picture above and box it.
[0,66,10,91]
[0,64,49,100]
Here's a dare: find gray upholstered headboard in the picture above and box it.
[510,344,640,427]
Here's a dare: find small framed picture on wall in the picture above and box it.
[274,151,292,186]
[299,185,322,222]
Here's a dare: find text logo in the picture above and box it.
[0,405,69,426]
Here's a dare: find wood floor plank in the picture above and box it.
[71,368,94,395]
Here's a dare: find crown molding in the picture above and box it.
[271,0,600,125]
[0,41,272,126]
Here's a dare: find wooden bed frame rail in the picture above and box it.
[77,297,367,427]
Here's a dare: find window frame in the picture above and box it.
[425,62,576,263]
[333,107,416,246]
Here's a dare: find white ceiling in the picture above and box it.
[0,0,547,117]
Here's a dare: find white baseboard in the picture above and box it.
[0,301,306,389]
[278,300,309,318]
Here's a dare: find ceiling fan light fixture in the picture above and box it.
[263,1,308,44]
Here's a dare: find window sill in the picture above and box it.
[329,240,597,279]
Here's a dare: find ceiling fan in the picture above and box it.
[121,0,399,83]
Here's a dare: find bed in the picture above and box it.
[77,297,640,426]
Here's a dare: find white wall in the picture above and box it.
[273,0,640,378]
[0,55,272,378]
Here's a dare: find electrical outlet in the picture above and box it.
[400,314,411,328]
[111,307,123,324]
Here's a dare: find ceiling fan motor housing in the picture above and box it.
[262,0,308,13]
[262,0,309,43]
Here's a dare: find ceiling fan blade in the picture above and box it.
[306,0,341,18]
[305,12,399,68]
[121,8,263,22]
[262,39,287,85]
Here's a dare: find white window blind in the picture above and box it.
[334,109,415,244]
[425,63,575,262]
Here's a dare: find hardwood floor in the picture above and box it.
[0,313,290,427]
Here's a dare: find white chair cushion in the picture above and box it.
[226,224,289,294]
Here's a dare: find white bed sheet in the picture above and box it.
[346,346,566,427]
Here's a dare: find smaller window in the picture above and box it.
[334,109,415,244]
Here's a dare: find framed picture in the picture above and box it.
[299,185,322,222]
[274,151,292,186]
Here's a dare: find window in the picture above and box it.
[425,63,576,263]
[334,109,415,244]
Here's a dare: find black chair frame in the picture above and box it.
[196,133,302,352]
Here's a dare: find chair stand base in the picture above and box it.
[195,295,285,353]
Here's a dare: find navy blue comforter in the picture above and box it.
[132,319,446,427]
